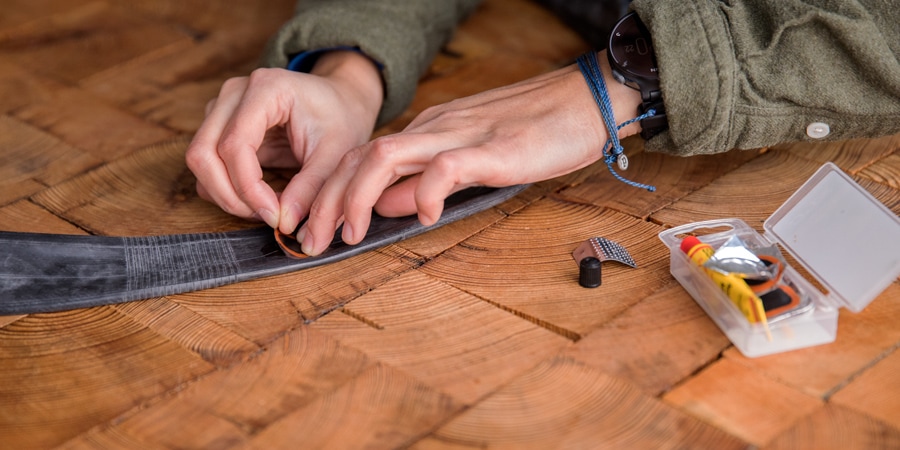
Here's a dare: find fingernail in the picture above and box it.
[342,222,354,244]
[300,230,316,256]
[280,203,303,234]
[257,208,279,229]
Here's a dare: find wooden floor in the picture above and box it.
[2,0,899,448]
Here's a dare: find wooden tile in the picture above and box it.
[722,284,900,398]
[249,363,461,449]
[0,2,190,84]
[565,284,732,395]
[651,150,823,229]
[782,133,899,175]
[59,325,373,448]
[312,270,570,404]
[416,356,746,449]
[114,298,261,367]
[0,307,214,449]
[0,199,84,235]
[420,198,671,338]
[0,115,100,206]
[558,145,760,218]
[0,0,96,29]
[663,358,823,447]
[859,150,900,190]
[13,84,176,161]
[170,247,412,344]
[0,61,55,115]
[79,28,267,108]
[30,138,257,235]
[127,79,230,133]
[830,347,900,430]
[398,205,510,258]
[764,404,900,450]
[115,0,294,32]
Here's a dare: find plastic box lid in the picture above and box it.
[763,162,900,313]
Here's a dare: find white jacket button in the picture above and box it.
[806,122,830,139]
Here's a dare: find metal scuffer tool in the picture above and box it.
[572,237,637,268]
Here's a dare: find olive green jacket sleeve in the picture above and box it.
[260,0,482,127]
[632,0,900,155]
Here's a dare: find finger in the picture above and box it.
[215,73,291,228]
[373,176,420,218]
[340,131,467,244]
[415,145,503,226]
[277,150,340,235]
[186,78,258,219]
[297,145,369,256]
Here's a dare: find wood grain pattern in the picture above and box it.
[420,197,672,338]
[1,0,898,447]
[30,138,262,235]
[830,343,900,430]
[313,270,570,404]
[0,307,214,449]
[663,358,824,447]
[651,150,826,229]
[859,151,900,190]
[418,356,747,449]
[58,325,373,448]
[250,363,461,449]
[558,144,761,219]
[722,283,900,398]
[564,284,732,395]
[765,404,900,450]
[0,115,99,205]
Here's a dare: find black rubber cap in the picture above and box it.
[578,257,602,288]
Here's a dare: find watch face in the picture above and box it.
[608,13,658,81]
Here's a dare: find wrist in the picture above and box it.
[594,50,644,140]
[311,50,384,129]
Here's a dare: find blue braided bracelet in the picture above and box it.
[576,51,656,192]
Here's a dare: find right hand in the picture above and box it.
[185,50,384,234]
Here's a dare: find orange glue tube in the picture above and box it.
[680,236,771,340]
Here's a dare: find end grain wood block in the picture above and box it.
[30,139,258,235]
[13,85,176,161]
[170,246,412,344]
[559,145,760,219]
[722,283,900,398]
[781,133,900,175]
[59,325,374,449]
[420,198,671,338]
[248,363,461,449]
[765,404,900,449]
[0,307,215,449]
[0,2,189,84]
[114,297,261,367]
[859,150,900,190]
[312,270,570,404]
[663,358,822,447]
[650,150,825,229]
[417,356,747,449]
[829,344,900,430]
[0,116,100,206]
[564,284,732,396]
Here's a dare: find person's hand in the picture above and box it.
[185,50,383,234]
[298,50,642,256]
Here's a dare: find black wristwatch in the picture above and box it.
[607,12,668,140]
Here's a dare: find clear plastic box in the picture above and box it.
[658,162,900,357]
